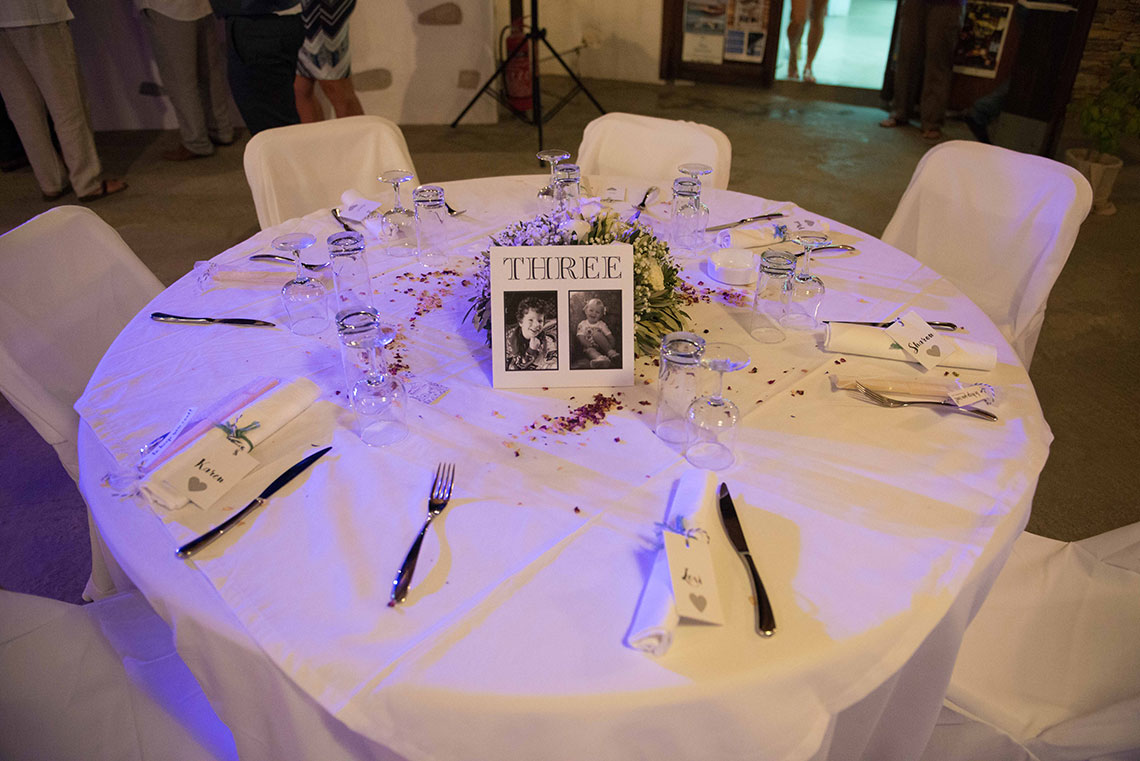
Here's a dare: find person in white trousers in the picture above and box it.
[0,0,127,201]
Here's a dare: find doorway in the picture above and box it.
[774,0,895,89]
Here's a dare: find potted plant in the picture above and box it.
[1066,51,1140,216]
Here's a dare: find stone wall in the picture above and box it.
[1071,0,1140,103]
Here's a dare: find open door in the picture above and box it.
[660,0,783,86]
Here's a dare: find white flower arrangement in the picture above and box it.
[468,203,689,356]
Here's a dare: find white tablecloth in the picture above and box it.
[76,176,1050,761]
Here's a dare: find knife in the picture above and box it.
[707,212,785,232]
[718,483,776,637]
[248,254,329,271]
[629,185,659,222]
[824,319,959,331]
[175,446,332,559]
[151,312,276,328]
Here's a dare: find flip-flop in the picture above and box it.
[879,116,904,128]
[803,69,817,84]
[78,179,128,202]
[922,129,944,142]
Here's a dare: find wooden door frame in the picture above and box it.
[660,0,782,86]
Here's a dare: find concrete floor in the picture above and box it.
[2,77,1138,603]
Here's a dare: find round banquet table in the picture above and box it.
[76,175,1051,761]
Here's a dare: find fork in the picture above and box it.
[852,382,998,422]
[389,463,456,605]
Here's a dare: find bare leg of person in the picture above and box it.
[786,0,807,79]
[293,74,325,123]
[803,0,828,83]
[318,77,364,119]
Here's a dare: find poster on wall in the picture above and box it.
[682,0,728,64]
[489,245,635,389]
[724,0,769,63]
[953,0,1013,78]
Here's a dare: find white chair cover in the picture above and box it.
[920,523,1140,761]
[0,206,162,599]
[881,140,1092,367]
[243,115,419,229]
[0,589,238,761]
[576,112,732,190]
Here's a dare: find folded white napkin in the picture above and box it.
[715,222,786,250]
[626,470,717,657]
[194,261,289,288]
[140,377,321,511]
[824,323,997,371]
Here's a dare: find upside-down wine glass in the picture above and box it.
[678,162,713,183]
[780,232,828,330]
[380,170,416,257]
[685,342,751,470]
[536,148,571,212]
[337,310,406,446]
[275,232,329,336]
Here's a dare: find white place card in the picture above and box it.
[949,384,996,407]
[339,199,383,223]
[169,437,258,510]
[885,310,950,371]
[663,529,725,625]
[488,244,634,388]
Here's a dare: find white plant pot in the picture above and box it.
[1065,148,1124,216]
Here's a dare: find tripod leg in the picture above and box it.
[451,36,528,128]
[540,36,606,115]
[532,31,543,151]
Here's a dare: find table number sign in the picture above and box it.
[489,244,634,389]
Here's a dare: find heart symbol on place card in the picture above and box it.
[689,593,708,612]
[187,476,208,492]
[927,345,942,357]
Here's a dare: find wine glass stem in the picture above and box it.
[293,248,303,280]
[392,181,403,212]
[712,370,726,405]
[800,248,812,279]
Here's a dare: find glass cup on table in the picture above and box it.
[685,342,750,470]
[678,162,714,184]
[655,331,706,444]
[536,148,571,213]
[670,177,709,259]
[336,310,407,446]
[379,170,416,257]
[412,185,449,269]
[750,251,795,343]
[275,232,329,336]
[553,162,582,215]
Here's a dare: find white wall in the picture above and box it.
[492,0,665,84]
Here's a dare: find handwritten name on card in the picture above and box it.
[885,311,948,371]
[663,530,725,625]
[949,384,995,407]
[171,435,258,510]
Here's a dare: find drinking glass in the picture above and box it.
[275,233,329,336]
[685,342,750,470]
[670,177,708,259]
[553,162,582,215]
[750,251,795,343]
[380,170,416,257]
[780,233,828,330]
[536,148,571,212]
[328,231,374,323]
[678,162,713,182]
[412,185,449,268]
[655,331,706,444]
[336,311,406,446]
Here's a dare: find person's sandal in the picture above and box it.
[78,179,128,202]
[879,116,904,128]
[921,129,943,142]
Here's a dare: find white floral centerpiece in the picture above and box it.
[468,201,689,356]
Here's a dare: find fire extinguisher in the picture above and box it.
[504,18,531,112]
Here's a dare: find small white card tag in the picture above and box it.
[663,529,725,625]
[339,199,382,222]
[406,378,449,405]
[138,406,196,470]
[949,384,995,407]
[885,310,949,371]
[170,436,258,510]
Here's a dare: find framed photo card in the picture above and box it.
[490,244,635,389]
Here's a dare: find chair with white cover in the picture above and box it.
[919,523,1140,761]
[881,140,1092,367]
[243,114,419,229]
[0,206,163,600]
[576,112,732,190]
[0,588,238,761]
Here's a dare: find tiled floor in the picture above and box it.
[776,0,896,89]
